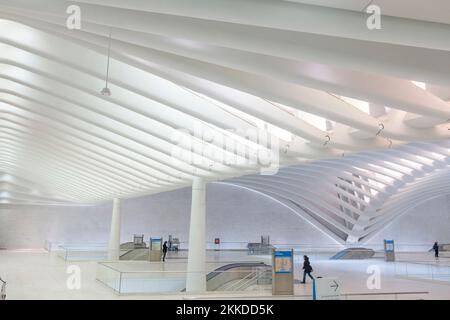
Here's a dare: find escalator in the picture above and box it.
[330,248,375,260]
[119,241,149,260]
[119,248,149,261]
[181,262,272,292]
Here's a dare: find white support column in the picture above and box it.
[186,177,207,292]
[107,198,122,260]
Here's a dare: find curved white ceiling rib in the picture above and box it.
[225,141,450,244]
[0,0,449,205]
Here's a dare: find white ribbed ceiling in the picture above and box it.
[0,0,449,204]
[224,141,450,244]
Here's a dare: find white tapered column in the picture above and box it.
[186,177,207,292]
[107,198,122,260]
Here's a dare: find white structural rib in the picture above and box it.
[225,141,450,244]
[0,0,448,210]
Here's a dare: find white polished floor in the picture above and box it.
[1,249,450,300]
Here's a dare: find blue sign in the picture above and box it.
[150,237,162,251]
[274,250,293,274]
[384,239,394,252]
[275,251,292,258]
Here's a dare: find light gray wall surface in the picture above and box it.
[0,183,334,249]
[1,183,449,250]
[368,194,450,250]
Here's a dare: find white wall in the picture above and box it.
[0,203,112,249]
[368,194,450,250]
[0,183,334,249]
[2,183,449,251]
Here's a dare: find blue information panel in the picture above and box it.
[274,250,293,274]
[384,239,395,261]
[384,239,394,252]
[150,237,162,251]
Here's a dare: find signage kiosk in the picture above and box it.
[272,249,294,295]
[313,277,341,300]
[384,239,395,262]
[149,237,163,261]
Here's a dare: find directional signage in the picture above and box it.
[384,239,395,262]
[272,249,294,295]
[313,277,341,300]
[274,250,293,274]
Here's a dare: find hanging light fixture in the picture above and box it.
[101,27,112,96]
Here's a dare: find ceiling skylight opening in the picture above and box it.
[412,81,427,90]
[297,111,329,131]
[339,96,370,114]
[213,125,267,152]
[191,90,262,127]
[268,101,297,116]
[269,100,338,132]
[188,92,292,142]
[266,123,293,142]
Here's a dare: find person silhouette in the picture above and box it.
[301,255,314,284]
[162,241,168,262]
[433,241,439,259]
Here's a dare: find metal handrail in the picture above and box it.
[235,269,270,291]
[223,267,271,292]
[343,291,428,300]
[395,261,450,281]
[234,274,259,291]
[225,270,259,291]
[0,277,6,300]
[185,290,428,300]
[344,291,428,296]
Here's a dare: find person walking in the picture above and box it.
[162,241,168,262]
[433,241,439,259]
[301,255,314,284]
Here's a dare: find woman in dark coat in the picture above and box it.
[433,242,439,258]
[162,241,168,262]
[301,255,314,284]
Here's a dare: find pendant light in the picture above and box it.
[100,27,112,96]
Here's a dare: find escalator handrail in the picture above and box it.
[207,262,269,281]
[225,270,259,291]
[180,262,270,292]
